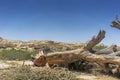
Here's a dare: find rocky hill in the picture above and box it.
[0,37,85,53]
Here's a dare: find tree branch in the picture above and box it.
[84,30,105,52]
[111,16,120,30]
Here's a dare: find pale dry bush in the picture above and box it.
[0,66,80,80]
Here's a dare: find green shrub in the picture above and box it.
[0,66,80,80]
[93,45,107,51]
[0,49,37,60]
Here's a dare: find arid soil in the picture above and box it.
[0,60,119,80]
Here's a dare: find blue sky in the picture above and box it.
[0,0,120,45]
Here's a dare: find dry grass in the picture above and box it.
[97,75,119,80]
[74,71,120,80]
[0,66,80,80]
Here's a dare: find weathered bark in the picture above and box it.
[46,49,87,65]
[95,44,117,55]
[32,49,87,67]
[109,51,120,56]
[83,53,120,72]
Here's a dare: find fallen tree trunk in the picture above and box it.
[32,30,120,73]
[32,48,120,73]
[47,49,120,72]
[95,44,117,55]
[83,53,120,72]
[109,51,120,56]
[32,30,105,66]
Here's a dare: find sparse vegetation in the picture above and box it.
[93,45,107,51]
[0,49,37,60]
[0,66,80,80]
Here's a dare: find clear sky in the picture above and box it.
[0,0,120,45]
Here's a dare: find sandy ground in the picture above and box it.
[0,60,119,80]
[75,72,99,80]
[0,60,33,69]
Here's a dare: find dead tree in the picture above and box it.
[84,30,105,52]
[111,15,120,30]
[31,27,120,74]
[95,44,117,55]
[110,51,120,56]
